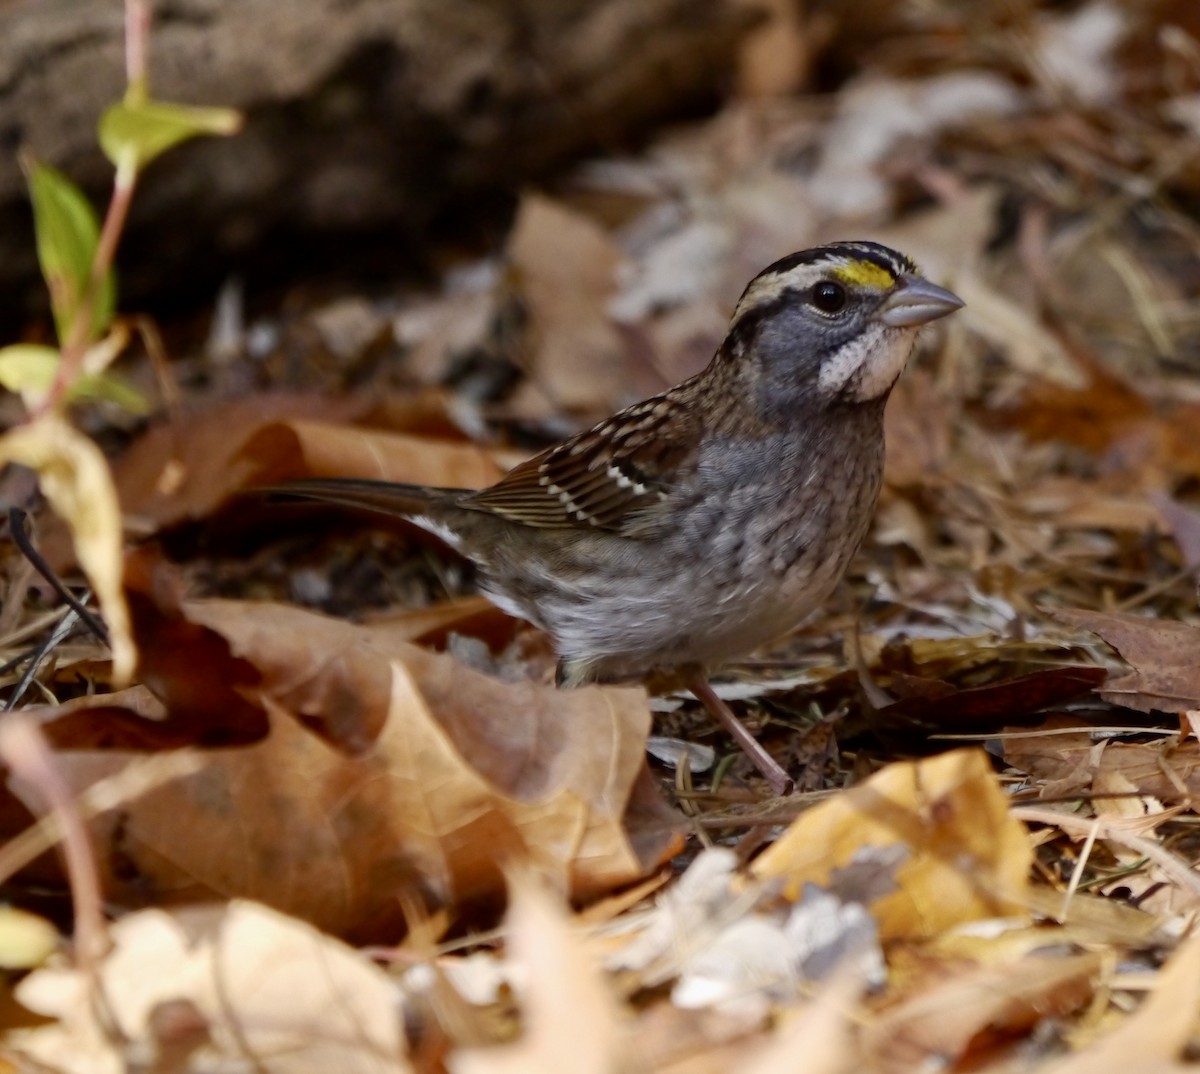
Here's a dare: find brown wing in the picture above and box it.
[464,393,700,536]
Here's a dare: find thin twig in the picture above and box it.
[4,608,80,711]
[125,0,151,86]
[0,749,205,889]
[7,509,109,642]
[0,714,109,967]
[1014,806,1200,902]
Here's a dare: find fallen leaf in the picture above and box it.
[241,418,516,491]
[877,666,1107,730]
[0,905,59,969]
[112,392,360,530]
[1149,490,1200,568]
[18,598,681,936]
[733,0,811,98]
[0,415,135,684]
[993,343,1152,454]
[865,952,1099,1072]
[11,900,408,1074]
[750,749,1031,939]
[110,390,517,536]
[451,875,624,1074]
[1041,930,1200,1073]
[1053,608,1200,713]
[740,971,861,1074]
[363,595,520,650]
[506,194,646,413]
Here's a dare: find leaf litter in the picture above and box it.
[6,0,1200,1070]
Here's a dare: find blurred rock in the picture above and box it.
[0,0,759,333]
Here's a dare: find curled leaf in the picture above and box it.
[0,415,135,684]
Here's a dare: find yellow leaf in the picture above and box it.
[0,906,59,969]
[0,416,135,684]
[751,749,1031,939]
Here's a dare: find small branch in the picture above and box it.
[7,509,110,643]
[4,609,81,711]
[0,713,109,969]
[47,157,139,408]
[45,0,151,409]
[125,0,152,88]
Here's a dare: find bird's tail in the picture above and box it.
[261,478,448,519]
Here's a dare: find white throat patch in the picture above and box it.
[817,324,915,401]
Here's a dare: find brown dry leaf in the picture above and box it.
[997,366,1200,483]
[112,390,515,535]
[113,392,360,530]
[1149,490,1200,568]
[1023,885,1163,948]
[882,369,953,488]
[1042,931,1200,1073]
[451,875,624,1074]
[750,749,1031,939]
[996,358,1153,456]
[865,952,1100,1073]
[239,418,516,490]
[1053,608,1200,713]
[11,900,408,1074]
[877,666,1106,731]
[1092,740,1200,805]
[505,194,647,414]
[734,0,812,98]
[1000,721,1100,797]
[32,599,680,935]
[1160,405,1200,483]
[1016,476,1161,533]
[363,595,519,649]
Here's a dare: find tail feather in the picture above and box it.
[261,478,448,519]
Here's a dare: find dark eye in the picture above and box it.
[811,280,847,314]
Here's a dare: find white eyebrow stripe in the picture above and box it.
[730,258,855,324]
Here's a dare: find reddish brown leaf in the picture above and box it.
[994,360,1151,456]
[878,666,1107,729]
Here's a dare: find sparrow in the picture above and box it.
[272,241,964,794]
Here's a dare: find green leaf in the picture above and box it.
[99,98,242,171]
[25,162,116,346]
[0,344,60,395]
[0,342,148,414]
[71,371,150,414]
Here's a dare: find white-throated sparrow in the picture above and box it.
[275,241,963,794]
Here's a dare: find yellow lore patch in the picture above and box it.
[831,260,898,290]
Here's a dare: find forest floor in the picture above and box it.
[4,1,1200,1071]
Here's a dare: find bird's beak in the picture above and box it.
[878,274,964,328]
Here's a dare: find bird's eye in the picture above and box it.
[810,280,847,314]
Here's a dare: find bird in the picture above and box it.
[271,241,964,795]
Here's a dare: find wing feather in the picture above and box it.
[464,392,700,535]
